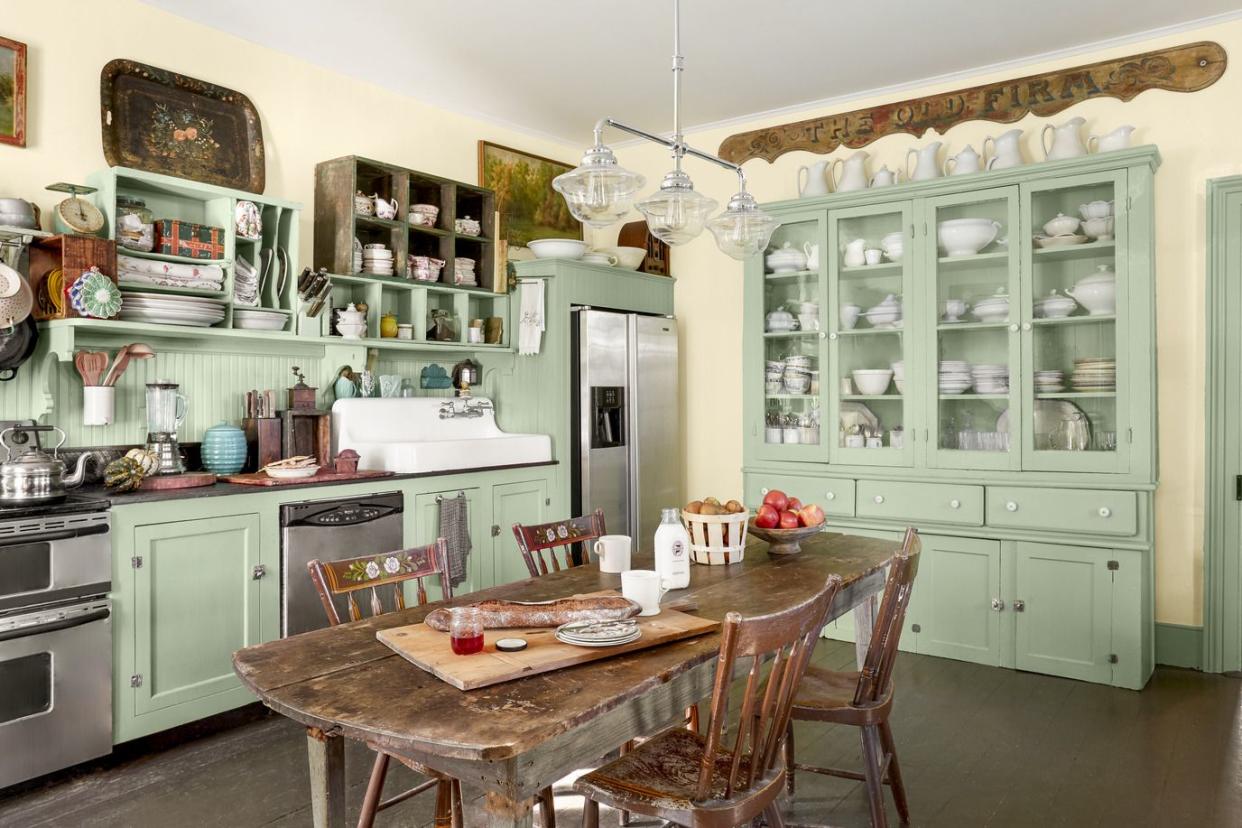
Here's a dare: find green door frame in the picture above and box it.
[1204,176,1242,673]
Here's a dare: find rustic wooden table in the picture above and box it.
[232,532,898,827]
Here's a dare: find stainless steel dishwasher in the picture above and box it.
[280,491,403,636]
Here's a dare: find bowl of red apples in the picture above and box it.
[748,489,826,555]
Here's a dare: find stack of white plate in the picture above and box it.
[939,360,973,394]
[1071,357,1115,391]
[362,245,394,276]
[117,291,226,327]
[234,308,289,331]
[971,293,1010,323]
[971,364,1009,394]
[454,256,478,287]
[554,619,641,648]
[1035,369,1065,393]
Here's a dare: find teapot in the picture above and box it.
[797,160,831,198]
[984,129,1024,170]
[906,142,943,181]
[870,166,900,187]
[0,425,90,503]
[372,194,399,220]
[832,151,870,192]
[842,238,867,268]
[1041,117,1088,161]
[944,145,982,176]
[1089,125,1135,153]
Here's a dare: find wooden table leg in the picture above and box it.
[854,593,878,668]
[463,788,534,828]
[307,727,346,828]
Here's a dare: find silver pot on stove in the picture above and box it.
[0,425,90,502]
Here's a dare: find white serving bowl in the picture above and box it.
[851,369,893,395]
[895,379,906,394]
[594,246,646,270]
[864,309,901,327]
[1082,216,1114,239]
[937,218,1002,256]
[528,238,588,260]
[1079,200,1114,220]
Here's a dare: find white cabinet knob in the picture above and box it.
[1009,323,1019,332]
[1098,507,1112,518]
[874,495,885,505]
[825,491,836,501]
[761,488,770,495]
[949,499,961,509]
[827,332,837,340]
[1022,322,1032,331]
[1006,501,1019,512]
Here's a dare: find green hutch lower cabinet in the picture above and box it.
[744,147,1159,690]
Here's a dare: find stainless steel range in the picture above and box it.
[0,490,112,789]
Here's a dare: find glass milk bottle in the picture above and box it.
[653,507,691,590]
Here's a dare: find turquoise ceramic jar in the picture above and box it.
[201,422,247,474]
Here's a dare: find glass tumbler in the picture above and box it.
[449,607,484,655]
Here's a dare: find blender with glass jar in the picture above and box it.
[145,380,188,474]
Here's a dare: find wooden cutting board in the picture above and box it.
[219,469,395,487]
[140,472,216,490]
[378,601,718,691]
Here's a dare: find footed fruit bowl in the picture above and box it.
[747,521,824,555]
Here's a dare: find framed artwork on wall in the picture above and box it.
[478,140,582,248]
[0,36,27,148]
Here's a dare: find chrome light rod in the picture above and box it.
[590,117,747,181]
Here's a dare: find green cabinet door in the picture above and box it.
[910,535,1003,666]
[131,514,262,717]
[412,488,488,597]
[1013,542,1113,683]
[491,479,550,586]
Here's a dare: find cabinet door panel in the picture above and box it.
[132,514,261,715]
[912,535,1002,665]
[1014,542,1112,683]
[492,480,549,587]
[413,488,487,597]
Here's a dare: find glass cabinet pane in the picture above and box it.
[1021,171,1127,472]
[759,217,826,459]
[829,203,914,466]
[925,188,1021,470]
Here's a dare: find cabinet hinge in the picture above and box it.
[911,623,922,633]
[491,524,500,537]
[130,674,143,688]
[545,497,551,506]
[1107,560,1119,571]
[1235,474,1242,502]
[131,555,143,569]
[1128,427,1133,444]
[909,224,915,238]
[1108,654,1119,664]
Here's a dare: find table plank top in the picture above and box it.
[233,532,897,762]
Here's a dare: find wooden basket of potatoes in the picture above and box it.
[681,497,749,565]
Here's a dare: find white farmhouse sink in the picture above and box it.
[331,397,552,474]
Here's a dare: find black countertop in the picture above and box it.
[80,460,559,506]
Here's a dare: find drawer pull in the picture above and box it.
[1013,599,1025,612]
[991,598,1004,612]
[1008,323,1019,332]
[825,491,835,501]
[1098,507,1112,518]
[1005,501,1019,512]
[949,499,961,509]
[873,495,885,505]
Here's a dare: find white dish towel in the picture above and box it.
[518,279,545,356]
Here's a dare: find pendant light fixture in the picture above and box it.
[553,0,778,260]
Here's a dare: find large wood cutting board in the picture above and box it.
[378,604,718,691]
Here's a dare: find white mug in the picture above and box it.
[621,569,667,616]
[594,534,632,574]
[83,386,115,426]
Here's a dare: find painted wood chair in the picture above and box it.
[573,572,845,828]
[512,509,607,577]
[785,527,922,828]
[307,539,462,828]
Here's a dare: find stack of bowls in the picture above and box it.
[409,204,440,227]
[1035,369,1065,393]
[765,359,785,394]
[939,361,973,394]
[891,361,905,394]
[971,364,1009,394]
[783,354,814,394]
[362,244,394,276]
[881,231,904,262]
[409,255,445,282]
[454,257,477,286]
[971,291,1009,323]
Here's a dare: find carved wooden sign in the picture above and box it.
[718,41,1226,164]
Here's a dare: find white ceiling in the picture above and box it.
[143,0,1242,147]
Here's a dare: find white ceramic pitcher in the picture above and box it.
[797,160,832,197]
[1041,117,1088,161]
[1088,125,1135,153]
[944,145,982,176]
[906,142,943,181]
[843,238,867,268]
[832,151,870,192]
[984,129,1024,170]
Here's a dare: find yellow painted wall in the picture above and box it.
[605,20,1242,626]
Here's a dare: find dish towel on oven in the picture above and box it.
[438,493,472,588]
[517,279,545,356]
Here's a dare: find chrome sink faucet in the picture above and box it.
[438,398,494,419]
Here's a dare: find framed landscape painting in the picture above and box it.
[0,37,26,147]
[478,141,582,248]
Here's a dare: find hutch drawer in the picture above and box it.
[986,487,1137,537]
[748,474,855,517]
[855,480,984,526]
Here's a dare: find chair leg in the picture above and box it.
[581,797,600,828]
[686,703,700,734]
[784,722,796,795]
[879,721,910,824]
[619,741,633,826]
[763,802,787,828]
[451,778,464,828]
[433,779,454,828]
[538,785,556,828]
[357,751,390,828]
[860,725,889,828]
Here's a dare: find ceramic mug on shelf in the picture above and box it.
[594,534,633,574]
[621,570,666,616]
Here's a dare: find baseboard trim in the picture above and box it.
[1156,622,1203,670]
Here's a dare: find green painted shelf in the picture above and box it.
[1032,239,1115,260]
[1031,314,1116,326]
[764,269,819,282]
[1037,391,1116,398]
[938,320,1010,331]
[936,250,1009,267]
[837,327,900,337]
[840,262,902,276]
[764,330,820,339]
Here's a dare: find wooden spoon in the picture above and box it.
[76,350,109,386]
[104,342,155,386]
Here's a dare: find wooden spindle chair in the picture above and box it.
[307,539,462,828]
[512,509,607,577]
[574,573,845,828]
[785,528,922,828]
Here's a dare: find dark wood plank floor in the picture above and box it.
[2,640,1240,827]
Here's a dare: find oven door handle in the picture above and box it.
[0,606,110,643]
[0,523,109,547]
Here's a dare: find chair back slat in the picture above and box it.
[511,509,606,578]
[854,528,922,706]
[307,538,452,627]
[694,573,843,802]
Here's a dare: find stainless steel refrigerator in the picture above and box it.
[572,308,680,551]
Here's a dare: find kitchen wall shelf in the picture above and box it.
[120,248,231,267]
[1032,239,1115,260]
[765,269,818,282]
[1031,315,1115,326]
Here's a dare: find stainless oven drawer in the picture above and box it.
[0,511,110,612]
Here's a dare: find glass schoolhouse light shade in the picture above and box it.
[552,143,646,228]
[635,169,718,246]
[706,189,780,260]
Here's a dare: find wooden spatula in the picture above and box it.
[75,350,109,386]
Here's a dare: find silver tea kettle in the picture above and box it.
[0,425,90,502]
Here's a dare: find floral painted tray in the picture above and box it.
[100,59,265,193]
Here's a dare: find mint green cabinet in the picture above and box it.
[909,535,1003,665]
[492,479,549,585]
[412,487,488,597]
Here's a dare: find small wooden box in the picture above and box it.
[28,235,117,320]
[281,409,331,467]
[243,417,282,472]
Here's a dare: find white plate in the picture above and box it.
[264,465,320,480]
[555,630,641,648]
[121,290,226,307]
[1033,234,1089,248]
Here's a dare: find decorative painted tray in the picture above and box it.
[100,59,265,193]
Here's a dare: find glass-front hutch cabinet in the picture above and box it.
[742,146,1159,690]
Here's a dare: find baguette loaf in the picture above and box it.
[424,596,641,631]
